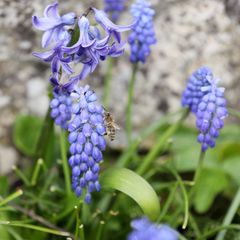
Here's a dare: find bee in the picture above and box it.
[104,111,120,141]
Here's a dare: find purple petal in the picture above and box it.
[61,12,76,25]
[51,57,59,73]
[61,62,73,75]
[44,2,60,18]
[32,50,54,61]
[42,29,54,48]
[32,16,60,31]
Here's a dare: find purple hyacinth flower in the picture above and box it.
[128,0,156,63]
[33,39,73,77]
[61,15,127,88]
[196,83,228,151]
[92,8,133,43]
[50,88,72,130]
[182,66,214,113]
[67,85,106,203]
[128,217,179,240]
[104,0,126,22]
[32,1,76,47]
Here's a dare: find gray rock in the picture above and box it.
[0,145,18,175]
[0,94,11,109]
[26,78,49,116]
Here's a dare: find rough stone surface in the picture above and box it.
[1,0,240,172]
[0,145,18,175]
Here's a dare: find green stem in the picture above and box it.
[193,150,206,185]
[96,221,105,240]
[103,58,113,109]
[200,224,240,239]
[12,166,30,186]
[0,221,70,237]
[74,206,80,240]
[165,166,189,229]
[136,109,189,175]
[31,158,43,186]
[60,130,71,196]
[34,107,54,163]
[157,183,178,223]
[79,224,85,240]
[189,150,206,200]
[216,187,240,240]
[0,190,23,207]
[126,63,138,144]
[189,213,201,238]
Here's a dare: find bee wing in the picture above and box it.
[114,123,121,130]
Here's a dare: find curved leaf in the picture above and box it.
[100,168,160,221]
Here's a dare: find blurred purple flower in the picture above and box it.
[128,217,179,240]
[128,0,156,63]
[104,0,126,22]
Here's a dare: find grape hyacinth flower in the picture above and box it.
[32,2,76,48]
[182,66,228,151]
[182,66,213,113]
[104,0,126,22]
[196,82,228,151]
[128,0,156,63]
[67,85,106,203]
[128,217,179,240]
[50,89,72,130]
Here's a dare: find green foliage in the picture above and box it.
[193,168,230,213]
[3,97,240,239]
[13,115,43,157]
[101,168,160,221]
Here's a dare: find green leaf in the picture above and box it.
[171,126,220,172]
[0,221,70,237]
[193,168,230,213]
[222,156,240,185]
[100,168,160,221]
[0,176,9,196]
[13,115,43,156]
[0,212,10,240]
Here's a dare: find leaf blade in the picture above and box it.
[100,168,160,220]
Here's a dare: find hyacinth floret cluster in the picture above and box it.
[104,0,126,22]
[68,85,106,203]
[196,80,228,151]
[50,89,72,130]
[128,217,178,240]
[182,66,213,113]
[182,67,228,151]
[49,85,106,203]
[128,0,156,63]
[32,2,132,91]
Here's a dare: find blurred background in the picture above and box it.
[0,0,240,174]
